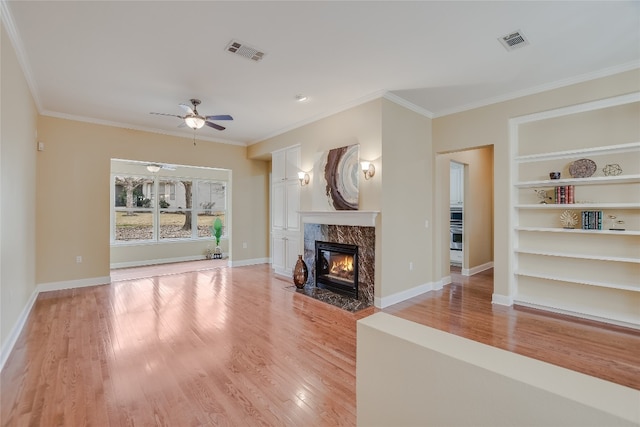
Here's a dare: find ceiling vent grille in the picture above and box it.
[225,40,265,62]
[498,30,530,51]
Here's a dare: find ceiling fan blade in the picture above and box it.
[178,103,194,115]
[205,114,233,121]
[150,112,184,118]
[205,121,226,131]
[177,121,186,128]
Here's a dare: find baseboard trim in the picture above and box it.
[37,276,111,293]
[441,275,452,287]
[0,288,39,372]
[492,293,514,306]
[375,281,436,309]
[515,299,640,330]
[110,255,208,270]
[230,258,270,268]
[462,261,494,277]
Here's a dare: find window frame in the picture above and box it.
[110,172,228,245]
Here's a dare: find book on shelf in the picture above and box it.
[554,185,575,204]
[581,210,603,230]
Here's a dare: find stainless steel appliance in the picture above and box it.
[450,206,463,251]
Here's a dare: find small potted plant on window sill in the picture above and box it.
[209,217,224,259]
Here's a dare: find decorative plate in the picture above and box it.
[559,210,579,229]
[568,158,597,178]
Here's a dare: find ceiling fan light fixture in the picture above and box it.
[184,115,205,129]
[146,164,161,173]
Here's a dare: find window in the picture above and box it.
[112,172,227,244]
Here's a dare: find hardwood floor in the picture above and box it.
[384,267,640,390]
[1,264,373,426]
[1,263,638,426]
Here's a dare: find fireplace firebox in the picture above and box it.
[315,241,358,298]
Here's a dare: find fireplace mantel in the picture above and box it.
[299,210,379,227]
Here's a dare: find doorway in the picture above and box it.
[437,146,494,279]
[450,161,464,268]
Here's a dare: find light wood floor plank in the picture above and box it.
[2,263,638,426]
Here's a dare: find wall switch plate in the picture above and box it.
[37,141,45,151]
[76,256,82,263]
[243,242,248,249]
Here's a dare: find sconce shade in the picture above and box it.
[298,171,310,186]
[360,161,375,180]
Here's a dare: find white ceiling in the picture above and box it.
[3,1,639,146]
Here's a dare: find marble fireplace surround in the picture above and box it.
[300,211,379,310]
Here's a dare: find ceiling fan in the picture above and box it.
[150,99,233,131]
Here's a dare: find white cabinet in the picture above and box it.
[271,230,301,276]
[271,145,302,276]
[511,93,640,328]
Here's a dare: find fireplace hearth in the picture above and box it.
[315,241,358,298]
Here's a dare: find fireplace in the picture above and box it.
[315,241,358,298]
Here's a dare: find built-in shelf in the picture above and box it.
[515,270,640,292]
[515,174,640,188]
[510,93,640,327]
[515,203,640,209]
[515,248,639,263]
[515,226,640,235]
[516,141,640,163]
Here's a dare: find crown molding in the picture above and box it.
[250,90,389,145]
[382,92,435,119]
[40,110,247,147]
[1,0,43,112]
[433,61,640,118]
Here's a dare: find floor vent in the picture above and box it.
[498,30,530,51]
[225,40,265,62]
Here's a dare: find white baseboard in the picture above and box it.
[515,298,640,330]
[37,276,111,293]
[1,275,111,372]
[0,288,39,372]
[110,255,207,270]
[440,275,452,287]
[229,258,270,267]
[375,281,437,309]
[492,293,514,306]
[462,261,494,277]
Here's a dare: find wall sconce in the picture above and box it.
[360,161,376,180]
[298,171,310,186]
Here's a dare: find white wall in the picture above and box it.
[357,313,640,427]
[0,22,39,360]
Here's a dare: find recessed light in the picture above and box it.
[295,94,308,102]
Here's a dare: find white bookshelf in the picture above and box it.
[510,93,640,328]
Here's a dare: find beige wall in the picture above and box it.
[249,98,433,303]
[433,69,640,298]
[36,117,270,284]
[437,146,494,275]
[357,313,640,427]
[249,99,384,289]
[1,23,39,352]
[379,99,432,300]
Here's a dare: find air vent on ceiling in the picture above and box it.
[498,30,530,51]
[225,40,265,62]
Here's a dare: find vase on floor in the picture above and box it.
[293,255,308,289]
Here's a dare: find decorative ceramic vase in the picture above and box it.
[293,255,308,289]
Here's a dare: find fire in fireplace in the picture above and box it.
[315,241,358,298]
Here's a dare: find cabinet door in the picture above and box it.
[272,182,286,230]
[285,146,301,180]
[272,235,286,272]
[272,150,286,182]
[286,180,300,231]
[285,233,300,272]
